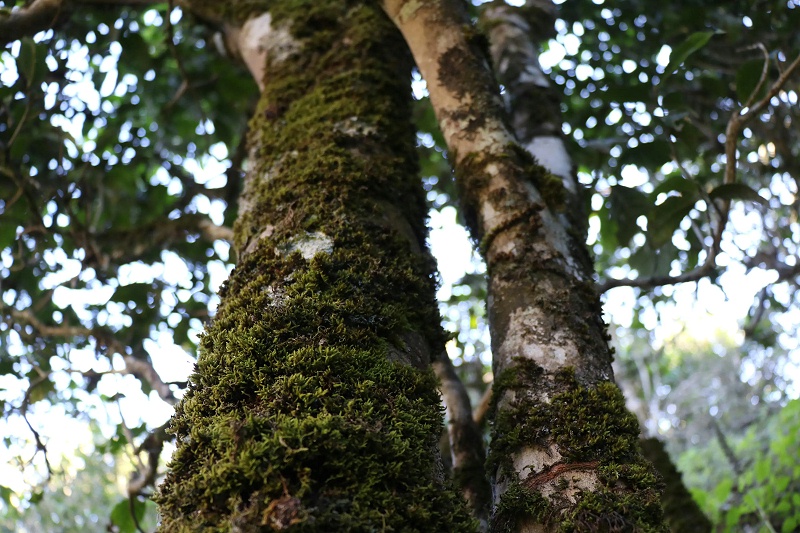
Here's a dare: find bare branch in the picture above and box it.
[472,383,492,427]
[598,262,717,292]
[5,308,179,405]
[20,373,54,478]
[197,218,234,244]
[129,422,169,495]
[742,44,770,110]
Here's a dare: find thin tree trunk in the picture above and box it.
[639,437,713,533]
[155,2,473,530]
[383,1,667,531]
[435,351,493,529]
[484,8,710,530]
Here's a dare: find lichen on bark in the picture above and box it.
[154,1,475,530]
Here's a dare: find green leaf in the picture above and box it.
[0,485,12,505]
[619,140,672,168]
[662,31,717,83]
[652,175,699,198]
[609,186,650,245]
[713,478,733,503]
[110,497,151,533]
[16,37,47,89]
[26,375,56,404]
[754,457,770,484]
[111,282,152,306]
[647,193,698,248]
[17,37,37,86]
[708,183,767,206]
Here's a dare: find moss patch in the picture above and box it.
[155,2,474,531]
[489,363,667,532]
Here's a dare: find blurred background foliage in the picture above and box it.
[1,0,799,531]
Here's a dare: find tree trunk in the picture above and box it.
[383,1,667,530]
[639,438,712,533]
[155,2,473,530]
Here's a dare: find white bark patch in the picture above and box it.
[262,285,288,308]
[243,225,275,256]
[499,307,582,373]
[521,181,583,280]
[512,446,563,478]
[525,136,574,192]
[540,209,582,278]
[516,521,548,533]
[237,13,301,90]
[539,469,599,502]
[334,116,377,137]
[239,151,298,231]
[439,115,509,159]
[276,232,333,260]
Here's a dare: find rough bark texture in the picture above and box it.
[155,2,474,530]
[483,1,584,225]
[383,1,666,531]
[640,438,712,533]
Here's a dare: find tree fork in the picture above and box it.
[155,2,474,530]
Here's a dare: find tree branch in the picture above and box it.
[6,308,179,405]
[599,52,800,294]
[0,0,67,45]
[0,0,181,46]
[433,352,491,529]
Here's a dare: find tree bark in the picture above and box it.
[383,1,666,531]
[482,7,710,530]
[155,2,474,530]
[639,438,712,533]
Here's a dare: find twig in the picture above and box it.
[472,383,492,426]
[712,418,778,533]
[0,0,64,45]
[19,372,54,479]
[742,44,770,110]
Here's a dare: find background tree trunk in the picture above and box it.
[640,437,712,533]
[154,2,474,530]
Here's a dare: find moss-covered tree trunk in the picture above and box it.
[155,2,474,530]
[383,0,666,530]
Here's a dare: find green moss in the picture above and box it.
[184,0,272,25]
[489,363,666,531]
[507,142,566,211]
[492,480,552,533]
[155,2,474,531]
